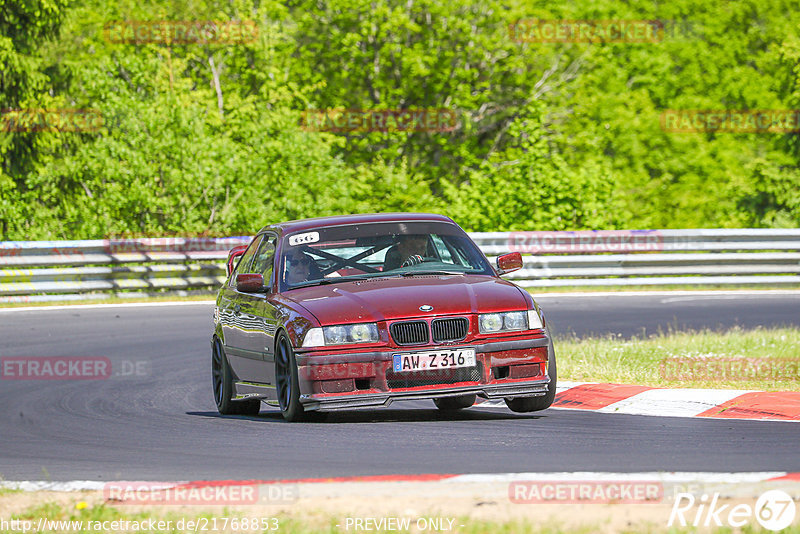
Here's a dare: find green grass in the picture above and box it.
[556,327,800,390]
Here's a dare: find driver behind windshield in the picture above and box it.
[383,234,429,271]
[284,249,322,285]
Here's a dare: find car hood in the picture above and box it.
[284,274,528,325]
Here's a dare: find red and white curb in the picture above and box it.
[475,381,800,422]
[2,471,799,493]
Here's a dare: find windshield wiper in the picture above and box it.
[289,279,336,289]
[289,273,400,289]
[400,270,465,276]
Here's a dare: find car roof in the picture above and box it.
[257,213,457,236]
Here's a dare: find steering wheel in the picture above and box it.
[401,255,434,267]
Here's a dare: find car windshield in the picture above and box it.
[279,221,493,290]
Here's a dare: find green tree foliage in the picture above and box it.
[0,0,71,236]
[1,0,799,239]
[444,102,618,231]
[288,0,582,191]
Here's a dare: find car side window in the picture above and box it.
[229,235,263,286]
[250,235,277,288]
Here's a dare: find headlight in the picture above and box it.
[479,310,541,333]
[479,313,503,332]
[350,323,377,342]
[504,311,527,330]
[325,325,348,345]
[302,323,380,347]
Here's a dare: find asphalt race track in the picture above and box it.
[0,293,798,481]
[541,291,800,338]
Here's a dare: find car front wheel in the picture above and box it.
[275,332,307,422]
[505,339,557,413]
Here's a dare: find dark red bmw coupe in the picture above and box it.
[212,213,556,421]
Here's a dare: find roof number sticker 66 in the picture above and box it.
[289,232,320,246]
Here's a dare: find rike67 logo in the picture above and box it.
[669,490,797,531]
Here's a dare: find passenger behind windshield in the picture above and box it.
[383,234,429,271]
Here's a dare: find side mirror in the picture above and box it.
[227,245,248,276]
[496,252,523,275]
[236,273,264,293]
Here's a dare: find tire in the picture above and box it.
[275,332,307,422]
[434,394,477,411]
[505,339,557,413]
[212,338,261,416]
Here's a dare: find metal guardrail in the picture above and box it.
[1,230,799,302]
[0,237,250,303]
[476,229,800,288]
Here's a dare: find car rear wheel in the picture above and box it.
[505,339,557,413]
[275,333,307,422]
[212,338,261,416]
[433,394,476,411]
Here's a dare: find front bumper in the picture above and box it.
[295,335,551,412]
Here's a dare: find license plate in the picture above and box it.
[392,349,476,373]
